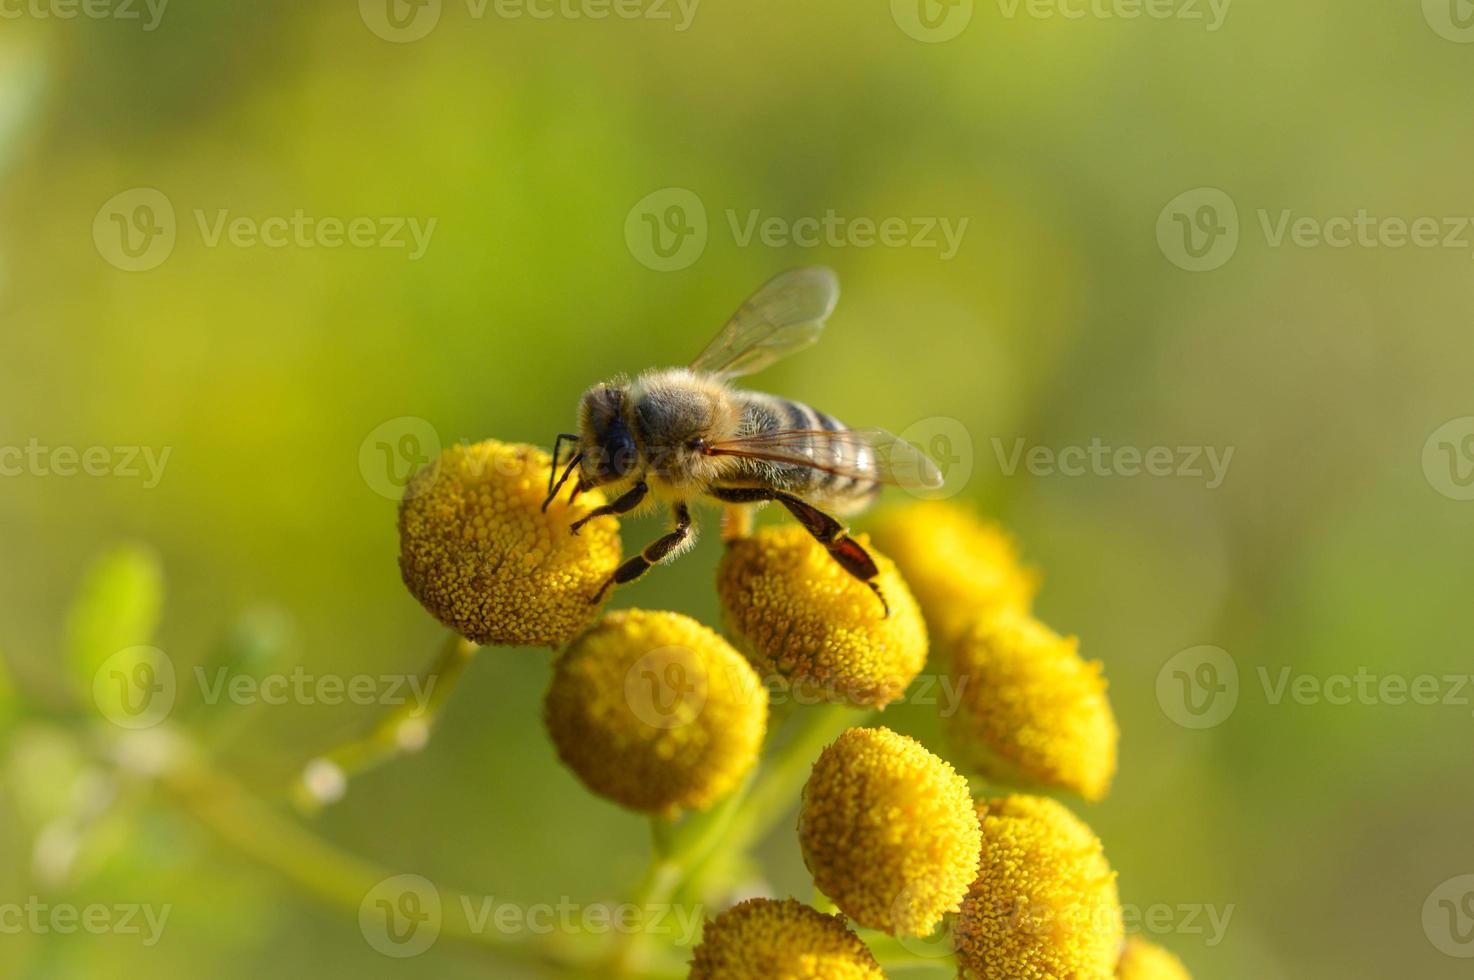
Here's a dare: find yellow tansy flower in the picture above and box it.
[543,609,766,816]
[955,795,1122,980]
[867,501,1037,645]
[688,898,884,980]
[799,726,980,936]
[717,526,927,709]
[1118,936,1192,980]
[946,610,1118,801]
[397,440,620,646]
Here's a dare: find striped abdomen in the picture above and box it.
[725,393,882,513]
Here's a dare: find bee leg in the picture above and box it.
[570,480,648,535]
[592,502,692,603]
[543,446,584,512]
[708,487,888,617]
[546,433,579,496]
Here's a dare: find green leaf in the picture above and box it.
[64,545,164,698]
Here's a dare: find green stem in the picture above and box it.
[159,751,556,964]
[606,773,756,976]
[291,632,476,814]
[686,701,867,893]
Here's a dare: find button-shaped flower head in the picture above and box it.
[955,795,1122,980]
[1118,937,1192,980]
[799,726,981,936]
[397,440,621,647]
[867,501,1038,645]
[947,610,1118,801]
[717,526,927,708]
[688,898,884,980]
[544,609,766,816]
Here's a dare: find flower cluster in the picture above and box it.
[396,444,1196,978]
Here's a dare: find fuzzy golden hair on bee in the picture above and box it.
[542,267,942,610]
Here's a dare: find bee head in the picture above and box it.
[578,382,640,483]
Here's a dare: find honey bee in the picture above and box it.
[542,267,942,613]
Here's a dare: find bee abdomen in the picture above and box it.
[740,395,881,508]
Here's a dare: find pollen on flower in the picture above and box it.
[688,898,884,980]
[867,501,1038,645]
[798,726,980,937]
[954,795,1123,980]
[397,440,620,647]
[716,525,927,709]
[543,609,766,816]
[1118,936,1193,980]
[946,610,1118,801]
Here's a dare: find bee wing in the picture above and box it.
[689,267,840,378]
[706,427,944,490]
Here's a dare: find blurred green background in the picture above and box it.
[2,0,1473,977]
